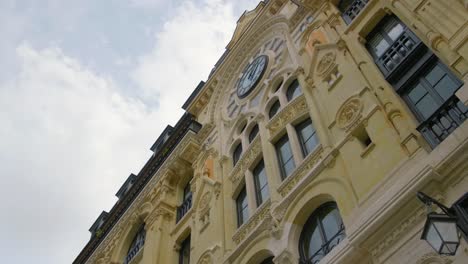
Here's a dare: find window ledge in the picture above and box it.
[171,208,193,236]
[360,142,375,158]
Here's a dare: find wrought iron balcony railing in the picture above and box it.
[341,0,368,24]
[176,193,193,223]
[417,95,468,148]
[123,233,145,264]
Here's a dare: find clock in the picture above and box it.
[237,55,268,99]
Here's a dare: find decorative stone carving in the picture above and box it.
[277,146,324,197]
[197,245,220,264]
[415,252,453,264]
[232,200,271,244]
[273,249,295,264]
[267,96,308,136]
[316,52,336,76]
[229,137,262,186]
[336,96,363,131]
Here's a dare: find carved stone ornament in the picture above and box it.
[232,200,271,244]
[273,250,295,264]
[196,245,220,264]
[267,96,308,136]
[415,252,453,264]
[336,96,363,131]
[229,137,262,186]
[199,191,213,215]
[316,52,336,76]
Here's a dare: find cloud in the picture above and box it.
[0,43,163,263]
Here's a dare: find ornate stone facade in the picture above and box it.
[75,1,468,264]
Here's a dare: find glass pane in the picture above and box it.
[321,208,342,241]
[269,101,280,118]
[426,224,443,252]
[287,80,302,101]
[434,221,459,243]
[283,158,296,176]
[425,64,445,86]
[260,186,269,202]
[369,33,390,57]
[304,134,319,154]
[279,140,293,160]
[434,75,460,101]
[408,83,427,103]
[304,221,323,259]
[249,125,259,142]
[415,94,439,119]
[387,23,404,40]
[299,122,315,140]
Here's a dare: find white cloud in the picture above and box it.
[0,43,162,263]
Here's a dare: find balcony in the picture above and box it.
[417,95,468,148]
[341,0,368,25]
[176,193,193,223]
[123,232,145,264]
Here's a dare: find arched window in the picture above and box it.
[269,100,281,119]
[124,224,146,264]
[233,143,243,166]
[249,124,259,143]
[286,80,302,101]
[260,256,274,264]
[299,202,345,264]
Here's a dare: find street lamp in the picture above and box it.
[417,192,468,256]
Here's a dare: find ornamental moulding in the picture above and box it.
[335,96,363,131]
[229,137,262,186]
[316,51,336,76]
[232,200,272,245]
[267,96,308,136]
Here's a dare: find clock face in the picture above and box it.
[237,55,268,99]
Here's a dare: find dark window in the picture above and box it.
[366,15,466,148]
[253,160,269,206]
[295,119,319,156]
[177,182,193,223]
[275,135,296,179]
[299,203,346,264]
[249,124,259,143]
[406,60,466,147]
[286,79,302,101]
[179,235,191,264]
[260,256,275,264]
[269,100,281,119]
[338,0,368,24]
[366,16,423,79]
[236,187,249,227]
[233,143,243,166]
[124,224,146,264]
[274,80,283,92]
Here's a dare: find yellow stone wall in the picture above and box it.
[81,1,468,264]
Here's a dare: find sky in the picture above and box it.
[0,0,259,263]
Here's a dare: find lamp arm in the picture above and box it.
[417,192,454,216]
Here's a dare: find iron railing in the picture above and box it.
[123,232,145,264]
[176,193,193,223]
[299,224,346,264]
[341,0,368,24]
[417,95,468,148]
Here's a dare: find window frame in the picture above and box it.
[179,235,191,264]
[295,118,318,157]
[286,79,302,101]
[236,187,249,227]
[232,143,243,166]
[252,159,269,206]
[269,100,281,119]
[275,134,296,180]
[249,124,259,143]
[299,202,346,264]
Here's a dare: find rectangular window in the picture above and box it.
[236,187,249,227]
[179,235,191,264]
[275,135,296,179]
[253,160,269,206]
[295,119,319,157]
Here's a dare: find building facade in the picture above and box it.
[74,0,468,264]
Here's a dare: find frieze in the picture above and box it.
[277,145,324,197]
[232,200,271,245]
[336,96,363,132]
[267,96,308,136]
[228,137,262,186]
